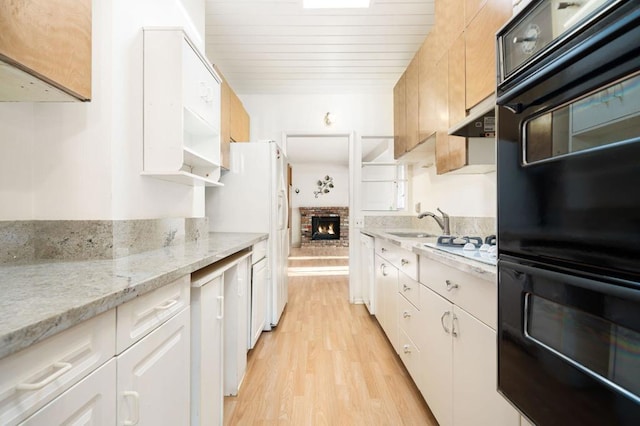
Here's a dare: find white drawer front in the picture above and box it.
[398,328,421,383]
[116,275,190,353]
[182,38,219,130]
[21,358,116,425]
[375,239,418,280]
[252,239,268,263]
[0,310,115,426]
[398,294,421,349]
[398,272,420,309]
[419,256,497,330]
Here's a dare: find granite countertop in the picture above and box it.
[0,232,267,360]
[362,228,497,282]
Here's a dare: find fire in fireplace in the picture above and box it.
[311,216,340,240]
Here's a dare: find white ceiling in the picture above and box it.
[204,0,435,95]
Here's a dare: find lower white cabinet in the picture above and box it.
[116,307,191,426]
[374,253,399,353]
[191,274,224,426]
[360,233,375,314]
[22,359,116,425]
[0,310,116,426]
[418,259,519,426]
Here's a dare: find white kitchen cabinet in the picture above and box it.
[223,252,252,396]
[361,162,408,211]
[21,359,116,425]
[374,253,399,353]
[418,257,519,426]
[191,274,224,426]
[360,232,375,314]
[249,256,268,349]
[417,284,454,426]
[143,27,223,186]
[117,307,191,426]
[0,310,115,426]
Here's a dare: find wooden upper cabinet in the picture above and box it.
[220,79,231,169]
[0,0,92,101]
[229,89,250,143]
[434,55,450,174]
[393,72,407,159]
[465,0,488,27]
[405,56,420,153]
[419,38,437,143]
[217,68,250,169]
[448,34,466,128]
[436,0,466,52]
[465,0,512,109]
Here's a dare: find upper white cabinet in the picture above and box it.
[143,27,223,186]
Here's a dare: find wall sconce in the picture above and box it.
[314,175,334,198]
[324,112,335,126]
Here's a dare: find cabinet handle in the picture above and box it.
[16,361,72,390]
[403,344,411,354]
[441,311,451,334]
[155,298,178,311]
[403,311,411,318]
[381,247,387,253]
[452,314,459,338]
[403,284,411,292]
[381,264,388,277]
[123,390,140,426]
[445,280,459,291]
[217,295,224,320]
[401,259,409,266]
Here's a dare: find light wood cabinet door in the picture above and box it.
[465,0,512,109]
[436,0,466,52]
[230,89,250,142]
[405,56,420,152]
[417,284,454,426]
[393,72,407,159]
[452,307,520,426]
[220,78,231,169]
[0,0,91,100]
[434,55,451,174]
[418,39,437,143]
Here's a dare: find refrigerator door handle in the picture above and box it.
[278,188,288,230]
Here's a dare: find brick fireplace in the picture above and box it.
[299,207,349,247]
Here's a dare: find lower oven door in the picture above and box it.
[498,258,640,425]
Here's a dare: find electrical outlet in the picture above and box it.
[354,217,364,228]
[415,202,421,213]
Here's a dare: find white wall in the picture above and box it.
[290,163,349,246]
[0,0,207,221]
[411,166,497,217]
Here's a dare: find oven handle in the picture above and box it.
[500,260,640,302]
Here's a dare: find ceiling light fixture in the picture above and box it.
[303,0,370,9]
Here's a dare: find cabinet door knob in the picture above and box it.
[123,391,140,426]
[16,361,72,390]
[403,284,411,292]
[441,311,451,334]
[403,344,411,354]
[381,247,387,253]
[452,313,459,338]
[401,258,409,266]
[403,311,411,318]
[445,279,459,291]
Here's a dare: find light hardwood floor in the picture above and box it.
[223,248,438,425]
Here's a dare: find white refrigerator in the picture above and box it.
[206,141,289,330]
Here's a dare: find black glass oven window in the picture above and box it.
[526,294,640,399]
[523,73,640,163]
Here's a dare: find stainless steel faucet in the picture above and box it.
[417,207,451,235]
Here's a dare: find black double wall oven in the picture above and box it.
[496,1,640,425]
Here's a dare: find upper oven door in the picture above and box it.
[496,1,640,279]
[498,258,640,426]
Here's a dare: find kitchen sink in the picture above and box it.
[386,231,437,239]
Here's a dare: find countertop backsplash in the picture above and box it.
[364,215,495,237]
[0,217,208,264]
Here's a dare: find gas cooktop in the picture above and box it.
[424,235,497,266]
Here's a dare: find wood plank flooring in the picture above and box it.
[223,248,438,425]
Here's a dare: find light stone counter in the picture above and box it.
[362,228,497,282]
[0,232,267,360]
